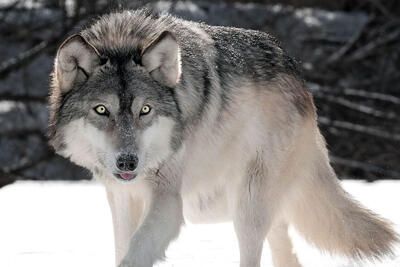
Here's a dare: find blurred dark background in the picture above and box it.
[0,0,399,187]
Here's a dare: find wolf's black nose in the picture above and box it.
[116,154,138,172]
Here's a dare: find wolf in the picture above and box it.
[48,9,398,267]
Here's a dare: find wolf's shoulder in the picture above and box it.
[200,24,281,49]
[173,19,282,53]
[180,23,299,79]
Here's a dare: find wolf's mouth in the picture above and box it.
[114,172,136,181]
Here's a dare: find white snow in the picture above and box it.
[0,180,399,267]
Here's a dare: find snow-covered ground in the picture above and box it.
[0,180,399,267]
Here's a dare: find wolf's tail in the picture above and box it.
[284,133,399,260]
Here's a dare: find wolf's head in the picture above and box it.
[49,14,183,182]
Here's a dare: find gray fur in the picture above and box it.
[48,9,398,267]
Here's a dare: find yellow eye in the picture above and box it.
[94,105,108,116]
[140,105,151,115]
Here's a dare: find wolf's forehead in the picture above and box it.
[94,93,119,106]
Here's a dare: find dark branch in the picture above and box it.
[0,41,48,77]
[318,116,400,141]
[331,156,400,179]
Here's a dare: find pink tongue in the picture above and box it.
[120,173,134,180]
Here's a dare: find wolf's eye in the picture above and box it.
[94,105,109,116]
[140,105,151,115]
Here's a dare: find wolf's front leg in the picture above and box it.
[119,188,183,267]
[106,186,145,266]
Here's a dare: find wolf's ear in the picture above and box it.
[142,31,181,87]
[55,34,101,93]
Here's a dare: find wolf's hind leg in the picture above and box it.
[267,223,302,267]
[232,155,270,267]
